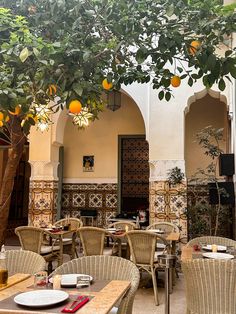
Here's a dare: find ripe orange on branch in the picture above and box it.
[8,105,21,116]
[102,78,113,90]
[0,112,4,121]
[171,75,181,87]
[47,84,57,96]
[69,100,82,114]
[189,40,201,55]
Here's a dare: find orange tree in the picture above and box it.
[0,0,235,245]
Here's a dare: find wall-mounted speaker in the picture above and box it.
[208,182,235,205]
[219,154,235,176]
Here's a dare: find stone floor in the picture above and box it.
[5,238,186,314]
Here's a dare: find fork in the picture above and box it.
[65,296,86,310]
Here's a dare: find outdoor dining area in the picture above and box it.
[0,217,236,314]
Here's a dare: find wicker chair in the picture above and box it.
[6,250,46,276]
[15,226,63,273]
[54,218,83,258]
[126,230,168,306]
[77,227,108,256]
[186,236,236,249]
[182,259,236,314]
[147,221,179,233]
[108,222,136,258]
[51,255,140,314]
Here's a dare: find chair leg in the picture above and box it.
[151,268,159,306]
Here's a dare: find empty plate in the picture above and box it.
[202,252,234,260]
[202,245,227,252]
[14,290,69,307]
[49,274,93,287]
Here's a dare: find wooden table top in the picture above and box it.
[0,274,131,314]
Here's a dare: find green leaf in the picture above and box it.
[73,83,83,96]
[158,90,164,100]
[188,77,193,86]
[165,92,171,101]
[229,65,236,79]
[33,48,40,57]
[166,4,175,17]
[136,47,148,64]
[19,47,29,62]
[218,78,226,91]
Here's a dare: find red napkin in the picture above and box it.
[61,296,90,313]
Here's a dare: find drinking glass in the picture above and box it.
[76,275,91,290]
[34,271,48,288]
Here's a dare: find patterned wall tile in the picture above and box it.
[72,193,86,207]
[89,193,103,208]
[105,194,117,208]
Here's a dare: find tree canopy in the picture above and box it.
[0,0,235,133]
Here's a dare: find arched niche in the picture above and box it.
[184,89,228,178]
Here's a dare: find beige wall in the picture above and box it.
[63,94,145,181]
[185,95,227,178]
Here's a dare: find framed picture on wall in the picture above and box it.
[83,155,94,172]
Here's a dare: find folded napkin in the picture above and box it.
[61,296,90,313]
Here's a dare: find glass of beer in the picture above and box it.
[0,268,8,288]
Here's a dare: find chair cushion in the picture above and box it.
[40,245,60,254]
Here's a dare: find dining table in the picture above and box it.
[0,273,131,314]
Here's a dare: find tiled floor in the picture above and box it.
[5,241,186,314]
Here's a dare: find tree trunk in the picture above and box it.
[0,117,25,246]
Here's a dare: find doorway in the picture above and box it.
[118,135,149,218]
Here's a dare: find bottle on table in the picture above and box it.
[0,245,8,288]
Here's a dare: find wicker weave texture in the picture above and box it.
[52,255,140,314]
[78,227,107,256]
[182,259,236,314]
[108,222,136,231]
[54,218,83,230]
[147,222,179,233]
[6,250,46,276]
[186,236,236,248]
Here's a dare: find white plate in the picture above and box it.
[49,274,93,287]
[202,245,227,252]
[14,290,69,307]
[147,229,165,234]
[106,228,116,233]
[202,252,234,260]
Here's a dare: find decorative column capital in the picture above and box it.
[149,159,186,182]
[29,160,59,181]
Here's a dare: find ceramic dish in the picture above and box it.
[202,252,234,260]
[14,290,69,307]
[202,245,227,252]
[49,274,93,287]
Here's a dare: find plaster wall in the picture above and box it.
[185,95,227,177]
[63,93,145,182]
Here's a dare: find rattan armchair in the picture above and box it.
[6,250,46,276]
[186,236,236,249]
[77,227,108,256]
[54,217,83,258]
[126,230,168,306]
[15,226,63,273]
[182,259,236,314]
[51,255,140,314]
[147,221,179,233]
[108,222,136,258]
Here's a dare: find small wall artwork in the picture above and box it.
[83,155,94,172]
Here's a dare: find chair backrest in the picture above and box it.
[77,227,107,256]
[126,230,167,265]
[52,255,140,314]
[182,259,236,314]
[147,221,179,233]
[108,221,136,231]
[6,250,46,276]
[54,217,83,230]
[186,236,236,249]
[15,226,44,254]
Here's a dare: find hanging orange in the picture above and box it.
[8,105,21,115]
[0,112,4,121]
[69,100,82,114]
[102,78,113,90]
[47,84,57,96]
[171,75,181,87]
[189,40,201,55]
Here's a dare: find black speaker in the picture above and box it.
[219,154,235,176]
[208,182,235,205]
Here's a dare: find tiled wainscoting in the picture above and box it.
[61,183,118,226]
[149,181,188,243]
